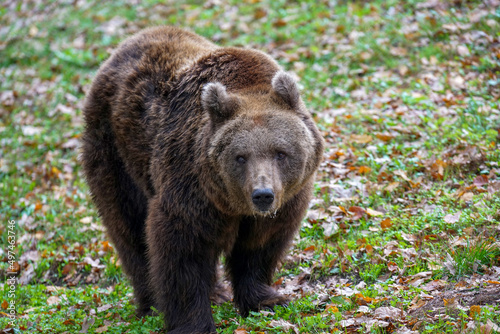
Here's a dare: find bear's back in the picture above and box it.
[83,27,218,197]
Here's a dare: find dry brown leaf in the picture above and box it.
[473,175,488,187]
[385,182,400,192]
[348,206,365,220]
[366,208,383,217]
[350,134,373,144]
[273,19,287,28]
[323,222,339,238]
[269,319,297,332]
[355,293,374,305]
[95,326,108,333]
[470,305,481,319]
[409,297,427,311]
[374,306,403,320]
[358,166,371,174]
[47,295,61,305]
[97,304,112,313]
[303,245,315,252]
[62,262,77,276]
[326,304,339,312]
[443,297,457,307]
[387,261,399,272]
[457,45,470,57]
[380,218,392,229]
[394,169,410,181]
[376,133,394,141]
[460,192,474,201]
[443,212,460,224]
[253,8,266,19]
[422,279,447,292]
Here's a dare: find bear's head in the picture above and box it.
[200,71,323,217]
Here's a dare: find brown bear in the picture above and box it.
[81,26,323,333]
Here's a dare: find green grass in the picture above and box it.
[1,0,500,333]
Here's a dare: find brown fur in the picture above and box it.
[81,26,323,333]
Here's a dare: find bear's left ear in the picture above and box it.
[272,71,300,110]
[201,82,239,123]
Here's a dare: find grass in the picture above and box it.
[1,0,500,333]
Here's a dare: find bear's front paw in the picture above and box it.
[210,281,232,305]
[257,293,290,311]
[236,286,290,316]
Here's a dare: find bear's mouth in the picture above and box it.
[251,207,278,219]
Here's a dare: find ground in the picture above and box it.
[0,0,499,333]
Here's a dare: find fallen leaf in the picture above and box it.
[326,304,339,312]
[358,166,371,174]
[339,318,356,327]
[486,319,500,332]
[385,182,400,192]
[323,222,339,237]
[97,304,112,313]
[350,134,373,144]
[355,293,374,305]
[348,206,365,220]
[394,169,410,181]
[80,217,93,224]
[373,306,403,320]
[470,305,481,319]
[234,329,247,334]
[253,8,266,20]
[460,192,474,201]
[303,245,315,252]
[443,297,457,307]
[422,279,447,292]
[387,261,399,272]
[269,319,297,332]
[47,296,61,305]
[473,175,488,187]
[95,326,108,333]
[409,297,427,311]
[380,218,392,229]
[62,262,77,276]
[443,212,460,224]
[1,300,8,310]
[273,19,287,28]
[366,208,383,217]
[457,45,470,57]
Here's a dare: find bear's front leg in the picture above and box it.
[227,217,300,316]
[228,237,290,316]
[146,197,218,333]
[228,190,310,317]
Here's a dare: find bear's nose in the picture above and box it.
[252,188,274,211]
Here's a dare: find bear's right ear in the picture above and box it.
[201,82,239,123]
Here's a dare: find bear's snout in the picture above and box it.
[251,188,274,212]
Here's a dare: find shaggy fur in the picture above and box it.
[81,26,323,333]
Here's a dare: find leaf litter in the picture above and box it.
[1,0,500,333]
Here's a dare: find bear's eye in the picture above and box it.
[276,152,287,160]
[236,156,246,164]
